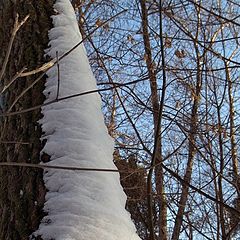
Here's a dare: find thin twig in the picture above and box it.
[56,51,60,100]
[0,162,120,172]
[19,61,55,77]
[1,67,27,94]
[7,71,46,112]
[17,9,127,78]
[186,0,240,27]
[161,163,240,217]
[1,76,149,117]
[0,159,239,219]
[86,30,151,155]
[6,9,127,111]
[0,141,30,145]
[0,14,29,82]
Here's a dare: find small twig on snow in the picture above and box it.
[56,51,60,100]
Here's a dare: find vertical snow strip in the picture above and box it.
[33,0,140,239]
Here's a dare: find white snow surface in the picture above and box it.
[32,0,140,239]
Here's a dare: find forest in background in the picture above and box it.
[72,0,240,239]
[0,0,240,239]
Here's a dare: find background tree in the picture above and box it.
[75,0,240,239]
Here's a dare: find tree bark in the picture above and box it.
[0,1,54,239]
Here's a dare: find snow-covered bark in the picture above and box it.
[32,0,140,239]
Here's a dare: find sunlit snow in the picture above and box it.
[32,0,140,239]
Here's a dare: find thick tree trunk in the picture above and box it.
[0,1,54,239]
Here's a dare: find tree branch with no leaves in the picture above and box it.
[0,14,30,82]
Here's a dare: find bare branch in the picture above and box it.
[0,14,30,82]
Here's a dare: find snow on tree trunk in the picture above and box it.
[33,0,141,239]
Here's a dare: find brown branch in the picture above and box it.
[166,14,240,67]
[186,0,240,27]
[5,9,127,111]
[7,71,46,112]
[0,141,30,145]
[0,162,120,173]
[85,27,151,155]
[162,163,240,217]
[0,14,29,82]
[0,78,150,118]
[56,51,60,100]
[19,61,55,77]
[1,67,27,94]
[16,9,127,78]
[1,157,239,219]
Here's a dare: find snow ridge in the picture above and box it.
[33,0,140,239]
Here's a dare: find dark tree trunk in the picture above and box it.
[0,1,54,239]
